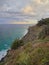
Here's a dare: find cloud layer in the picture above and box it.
[0,0,49,24]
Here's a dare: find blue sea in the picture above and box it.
[0,24,32,60]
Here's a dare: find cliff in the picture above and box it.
[22,19,49,43]
[0,18,49,65]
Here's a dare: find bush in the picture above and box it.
[37,18,49,26]
[11,39,23,49]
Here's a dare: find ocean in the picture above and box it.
[0,24,32,60]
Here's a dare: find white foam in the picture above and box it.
[20,29,28,40]
[0,50,7,61]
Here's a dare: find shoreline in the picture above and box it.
[0,24,34,61]
[0,28,28,61]
[0,50,8,61]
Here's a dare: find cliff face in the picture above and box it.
[0,18,49,65]
[22,24,49,43]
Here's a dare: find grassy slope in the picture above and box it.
[0,18,49,65]
[0,40,49,65]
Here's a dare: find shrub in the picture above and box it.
[41,58,49,65]
[11,39,23,49]
[37,18,49,26]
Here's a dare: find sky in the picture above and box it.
[0,0,49,24]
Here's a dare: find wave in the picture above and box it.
[0,50,8,61]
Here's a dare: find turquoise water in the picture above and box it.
[0,24,32,60]
[0,24,29,51]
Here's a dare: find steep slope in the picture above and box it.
[22,22,49,43]
[0,18,49,65]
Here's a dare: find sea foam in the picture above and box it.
[0,50,7,60]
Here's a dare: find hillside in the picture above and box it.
[22,18,49,43]
[0,18,49,65]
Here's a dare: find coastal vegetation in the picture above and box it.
[0,18,49,65]
[37,18,49,26]
[11,39,23,49]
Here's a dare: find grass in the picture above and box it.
[0,41,49,65]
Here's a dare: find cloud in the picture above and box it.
[0,0,32,12]
[35,0,49,4]
[7,20,37,24]
[0,0,49,24]
[0,4,12,11]
[21,5,36,15]
[11,21,33,24]
[22,6,33,13]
